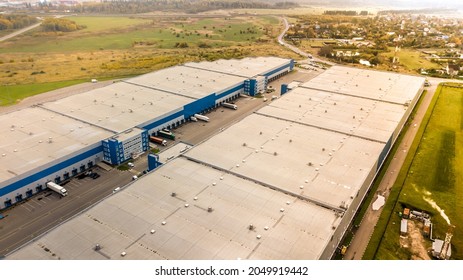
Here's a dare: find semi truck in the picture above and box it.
[150,136,167,146]
[222,102,238,110]
[194,114,209,122]
[47,181,68,197]
[157,130,175,140]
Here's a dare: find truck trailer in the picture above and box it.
[222,102,238,110]
[47,181,68,197]
[157,130,175,140]
[194,114,209,122]
[150,136,167,146]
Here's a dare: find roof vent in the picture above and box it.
[129,109,133,113]
[207,207,213,213]
[29,132,33,135]
[325,110,327,113]
[194,196,198,200]
[259,131,262,135]
[184,204,189,208]
[121,252,126,257]
[299,104,301,108]
[280,208,285,212]
[171,192,176,197]
[264,226,269,231]
[48,137,53,143]
[132,97,135,100]
[94,99,97,102]
[150,229,156,234]
[10,128,14,131]
[256,235,262,239]
[13,149,17,152]
[274,152,278,156]
[1,154,5,157]
[161,221,166,225]
[248,224,255,230]
[242,142,247,147]
[111,104,114,107]
[220,176,223,180]
[300,185,304,189]
[212,182,216,186]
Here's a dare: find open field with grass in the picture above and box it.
[381,47,442,72]
[367,83,463,260]
[0,15,298,104]
[0,80,88,106]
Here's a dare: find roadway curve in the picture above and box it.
[278,17,335,66]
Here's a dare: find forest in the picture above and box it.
[0,15,38,30]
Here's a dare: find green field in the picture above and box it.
[368,83,463,259]
[0,80,87,106]
[381,47,441,71]
[0,16,266,53]
[0,15,295,104]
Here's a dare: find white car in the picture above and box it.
[128,162,134,168]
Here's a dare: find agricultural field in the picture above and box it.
[381,47,442,73]
[371,83,463,260]
[0,15,296,104]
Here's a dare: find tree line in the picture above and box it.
[0,15,38,31]
[41,18,86,32]
[323,10,369,16]
[69,0,299,14]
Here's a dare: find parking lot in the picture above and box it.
[0,68,317,257]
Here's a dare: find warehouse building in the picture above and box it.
[7,66,425,259]
[0,57,294,209]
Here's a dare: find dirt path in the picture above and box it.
[344,78,444,260]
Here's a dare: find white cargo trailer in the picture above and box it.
[46,182,68,197]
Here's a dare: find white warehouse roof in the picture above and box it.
[184,57,292,78]
[6,65,425,260]
[41,82,192,133]
[127,65,245,99]
[8,157,338,260]
[257,88,408,143]
[0,107,113,182]
[184,113,384,210]
[304,66,424,105]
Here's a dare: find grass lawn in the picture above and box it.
[369,83,463,259]
[0,80,87,106]
[381,47,441,71]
